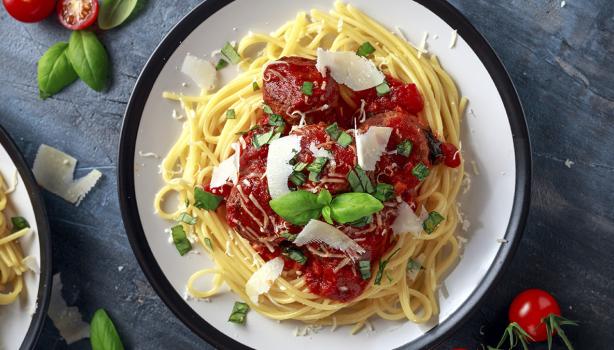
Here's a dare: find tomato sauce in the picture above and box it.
[207,56,460,302]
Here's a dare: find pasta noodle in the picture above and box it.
[0,172,30,305]
[157,1,466,331]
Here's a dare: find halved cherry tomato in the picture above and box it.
[56,0,98,30]
[508,289,561,342]
[440,142,461,168]
[2,0,55,23]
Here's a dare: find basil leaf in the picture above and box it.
[289,171,306,186]
[204,237,213,250]
[397,140,413,157]
[280,232,297,242]
[90,309,125,350]
[423,211,444,234]
[376,81,390,96]
[359,260,371,280]
[317,189,332,206]
[347,165,374,193]
[194,187,223,211]
[98,0,138,30]
[171,225,192,256]
[67,31,110,92]
[215,58,229,70]
[176,212,197,225]
[38,42,78,99]
[337,132,353,147]
[321,206,333,224]
[349,215,373,227]
[375,248,400,285]
[412,163,430,181]
[269,190,323,225]
[282,247,308,265]
[228,301,250,324]
[330,192,383,224]
[11,216,30,233]
[356,42,376,57]
[373,183,394,202]
[325,123,342,140]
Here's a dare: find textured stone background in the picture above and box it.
[0,0,612,349]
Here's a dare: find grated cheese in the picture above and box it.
[392,202,423,235]
[245,257,284,304]
[355,126,393,171]
[315,48,385,91]
[138,150,160,159]
[32,145,102,206]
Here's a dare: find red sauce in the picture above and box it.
[209,56,460,302]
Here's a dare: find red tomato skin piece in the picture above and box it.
[2,0,55,23]
[508,289,562,342]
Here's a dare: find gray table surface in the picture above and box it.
[1,0,612,349]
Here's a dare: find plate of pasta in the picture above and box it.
[0,124,52,350]
[119,0,530,349]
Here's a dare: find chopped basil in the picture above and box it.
[215,58,228,70]
[356,41,376,57]
[306,157,328,176]
[407,258,422,273]
[316,189,332,206]
[194,187,223,211]
[425,129,443,163]
[337,132,353,147]
[226,109,236,119]
[325,122,342,140]
[347,165,374,193]
[376,81,391,96]
[412,163,430,181]
[253,129,275,148]
[221,42,241,64]
[204,237,213,250]
[289,171,307,186]
[282,247,308,265]
[321,206,333,224]
[397,140,413,157]
[373,183,394,202]
[374,248,401,285]
[280,232,297,242]
[301,81,314,96]
[269,190,322,225]
[330,192,383,224]
[423,211,444,234]
[11,216,30,233]
[262,104,273,114]
[252,81,260,91]
[171,225,192,256]
[359,260,372,280]
[176,212,197,225]
[308,171,320,182]
[349,215,373,227]
[228,301,250,324]
[268,114,285,127]
[292,162,308,172]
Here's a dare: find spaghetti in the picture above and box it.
[0,172,30,305]
[156,2,466,332]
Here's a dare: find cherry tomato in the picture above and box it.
[2,0,55,23]
[440,142,461,168]
[508,289,561,342]
[56,0,98,30]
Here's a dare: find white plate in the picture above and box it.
[0,126,52,350]
[119,0,531,349]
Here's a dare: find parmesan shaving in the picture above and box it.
[309,142,333,159]
[266,135,302,199]
[449,29,458,49]
[245,257,284,304]
[32,144,102,206]
[355,126,393,171]
[21,255,39,274]
[315,48,385,90]
[210,143,240,188]
[48,273,90,344]
[391,202,423,235]
[181,54,217,90]
[294,220,365,258]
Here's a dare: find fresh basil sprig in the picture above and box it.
[269,190,383,226]
[98,0,139,30]
[10,216,30,233]
[90,309,125,350]
[38,42,78,99]
[67,31,110,92]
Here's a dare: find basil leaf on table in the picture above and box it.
[269,190,323,225]
[98,0,139,30]
[37,42,78,99]
[67,31,110,92]
[330,192,383,224]
[90,309,125,350]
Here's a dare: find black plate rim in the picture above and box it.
[0,125,53,350]
[118,1,532,349]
